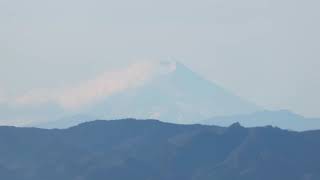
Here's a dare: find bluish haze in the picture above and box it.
[1,0,320,122]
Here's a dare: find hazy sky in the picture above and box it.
[1,0,320,117]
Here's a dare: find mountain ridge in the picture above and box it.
[204,109,320,131]
[1,119,320,180]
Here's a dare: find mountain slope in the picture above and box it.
[0,119,320,180]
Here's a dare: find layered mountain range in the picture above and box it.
[0,119,319,180]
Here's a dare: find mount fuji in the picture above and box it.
[38,61,260,128]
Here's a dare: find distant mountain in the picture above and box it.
[203,110,320,131]
[80,61,259,123]
[0,119,320,180]
[2,61,260,128]
[32,61,261,128]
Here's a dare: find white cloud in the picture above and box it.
[14,89,55,106]
[13,61,162,110]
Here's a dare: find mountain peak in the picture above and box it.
[155,60,179,75]
[229,122,243,129]
[158,60,191,74]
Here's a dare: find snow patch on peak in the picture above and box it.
[160,60,177,70]
[157,60,178,74]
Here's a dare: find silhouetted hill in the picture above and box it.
[0,119,319,180]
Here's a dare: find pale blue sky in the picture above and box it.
[1,0,320,117]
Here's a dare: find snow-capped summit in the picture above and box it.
[159,60,178,73]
